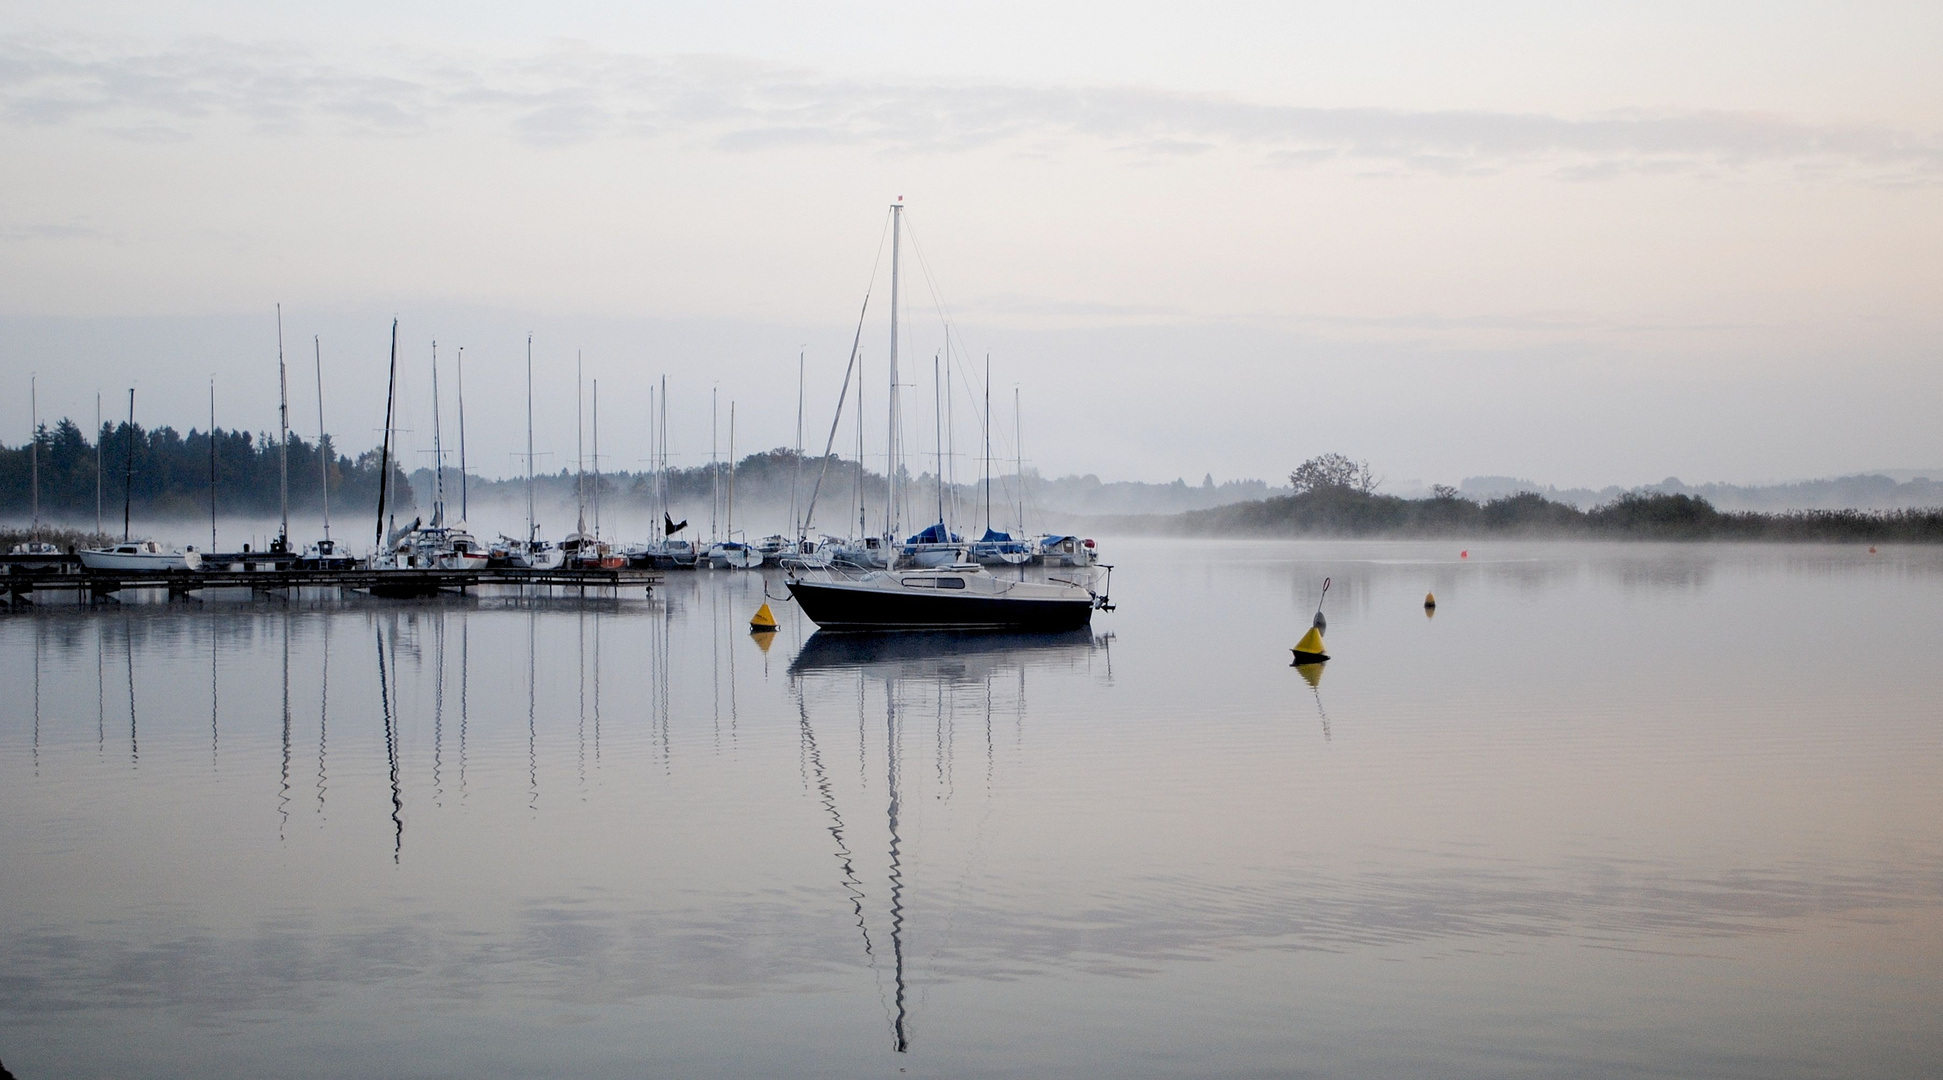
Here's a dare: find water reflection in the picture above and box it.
[782,628,1113,1053]
[317,614,329,816]
[374,624,404,861]
[1292,661,1330,740]
[5,545,1943,1079]
[789,628,1107,678]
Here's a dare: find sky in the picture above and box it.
[3,1,1940,490]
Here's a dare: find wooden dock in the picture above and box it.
[3,555,660,604]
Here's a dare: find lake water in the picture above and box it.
[3,540,1940,1079]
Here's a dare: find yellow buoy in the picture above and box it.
[1291,625,1329,664]
[750,602,779,631]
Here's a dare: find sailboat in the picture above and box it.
[79,388,203,571]
[492,336,564,570]
[562,364,625,570]
[383,342,488,571]
[786,200,1111,631]
[705,400,763,568]
[971,370,1033,565]
[297,335,357,570]
[366,323,448,595]
[12,376,63,568]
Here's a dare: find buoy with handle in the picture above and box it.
[750,602,779,632]
[1292,577,1331,663]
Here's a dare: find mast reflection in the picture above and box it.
[375,623,404,861]
[784,628,1106,1055]
[317,612,330,816]
[126,617,137,768]
[279,612,291,836]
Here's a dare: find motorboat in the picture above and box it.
[435,525,490,570]
[651,538,700,569]
[785,562,1108,631]
[6,541,66,572]
[1037,535,1096,567]
[754,534,793,565]
[777,536,841,572]
[828,535,892,569]
[707,540,764,569]
[78,540,202,572]
[294,538,359,571]
[970,527,1035,566]
[493,536,565,570]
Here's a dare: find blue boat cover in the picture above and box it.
[978,528,1016,543]
[906,522,963,545]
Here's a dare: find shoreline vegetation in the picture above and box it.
[8,428,1943,545]
[1087,455,1943,543]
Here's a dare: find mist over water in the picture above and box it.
[2,540,1940,1078]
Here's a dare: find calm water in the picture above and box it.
[3,540,1940,1079]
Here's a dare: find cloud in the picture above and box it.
[2,34,1939,183]
[0,222,101,242]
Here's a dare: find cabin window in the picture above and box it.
[934,577,967,589]
[900,577,933,588]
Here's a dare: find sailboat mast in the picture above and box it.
[122,388,134,542]
[575,351,585,536]
[430,341,445,525]
[727,401,735,542]
[660,375,670,537]
[209,380,217,552]
[888,200,902,542]
[28,374,37,536]
[276,304,289,549]
[95,392,102,536]
[1014,387,1024,536]
[710,386,719,541]
[592,378,601,540]
[933,354,943,527]
[793,350,804,540]
[457,347,468,523]
[945,347,956,530]
[525,335,535,545]
[856,352,866,538]
[315,336,330,541]
[648,383,657,540]
[375,319,399,550]
[983,358,991,533]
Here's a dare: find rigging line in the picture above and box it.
[899,215,960,338]
[901,215,985,375]
[799,285,873,534]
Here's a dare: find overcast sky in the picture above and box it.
[3,1,1939,489]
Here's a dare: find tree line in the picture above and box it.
[1099,454,1943,542]
[0,418,412,521]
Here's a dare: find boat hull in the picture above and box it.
[786,578,1094,631]
[78,549,201,571]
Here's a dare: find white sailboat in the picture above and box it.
[80,388,202,571]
